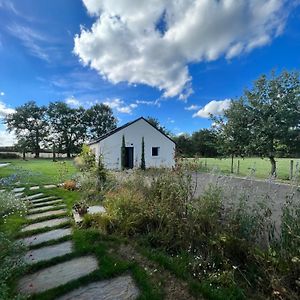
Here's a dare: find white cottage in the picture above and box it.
[88,117,176,170]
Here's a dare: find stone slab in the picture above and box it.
[87,205,106,214]
[44,184,57,189]
[20,228,72,246]
[26,209,67,220]
[0,189,5,193]
[21,217,70,232]
[29,204,66,214]
[22,193,44,200]
[29,186,40,190]
[24,241,73,265]
[18,256,98,295]
[15,192,24,197]
[13,187,25,192]
[31,199,63,208]
[57,275,139,300]
[31,196,57,204]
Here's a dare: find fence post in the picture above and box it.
[290,160,294,180]
[237,160,240,175]
[204,159,207,171]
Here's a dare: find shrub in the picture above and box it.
[0,192,27,221]
[75,144,95,172]
[63,180,76,190]
[0,153,20,159]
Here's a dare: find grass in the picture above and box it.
[0,158,77,186]
[183,157,300,180]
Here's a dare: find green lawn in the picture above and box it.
[183,157,300,180]
[0,158,77,186]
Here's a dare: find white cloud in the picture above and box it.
[193,99,231,118]
[184,104,200,111]
[65,96,81,107]
[0,101,15,117]
[136,99,161,107]
[103,98,137,114]
[74,0,294,99]
[0,92,4,96]
[0,128,16,146]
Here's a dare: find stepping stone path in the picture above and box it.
[13,187,25,192]
[17,191,140,299]
[18,256,98,295]
[27,209,67,220]
[57,274,140,300]
[20,228,72,247]
[29,204,66,214]
[21,217,70,232]
[29,186,40,190]
[24,241,73,265]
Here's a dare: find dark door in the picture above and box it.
[125,147,134,169]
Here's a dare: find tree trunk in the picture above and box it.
[34,148,40,158]
[67,151,71,158]
[52,144,56,162]
[22,149,26,160]
[269,156,276,177]
[231,154,234,173]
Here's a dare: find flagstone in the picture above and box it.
[31,199,63,208]
[30,196,57,204]
[44,184,57,189]
[13,187,25,192]
[15,192,24,197]
[18,256,98,295]
[20,228,72,246]
[22,193,44,200]
[29,186,40,190]
[21,217,70,232]
[56,275,139,300]
[28,204,66,214]
[24,241,73,265]
[26,209,67,220]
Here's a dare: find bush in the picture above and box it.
[0,192,27,221]
[63,180,76,190]
[0,153,20,159]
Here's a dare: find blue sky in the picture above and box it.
[0,0,300,145]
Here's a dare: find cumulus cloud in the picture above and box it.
[185,104,200,111]
[0,128,16,146]
[74,0,293,99]
[0,101,15,117]
[193,99,231,118]
[103,98,137,114]
[65,96,81,107]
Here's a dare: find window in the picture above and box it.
[152,147,159,157]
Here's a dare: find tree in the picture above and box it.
[85,104,117,140]
[146,116,171,136]
[213,99,251,173]
[215,71,300,176]
[5,101,48,158]
[15,138,31,160]
[191,129,219,157]
[141,137,146,170]
[47,102,86,158]
[121,135,126,170]
[173,134,193,157]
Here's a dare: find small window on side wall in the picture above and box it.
[152,147,159,157]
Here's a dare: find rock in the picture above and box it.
[24,241,73,265]
[57,274,139,300]
[26,209,67,220]
[18,256,98,295]
[87,205,106,214]
[20,228,72,246]
[21,217,70,232]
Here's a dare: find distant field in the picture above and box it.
[0,158,77,186]
[183,157,300,180]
